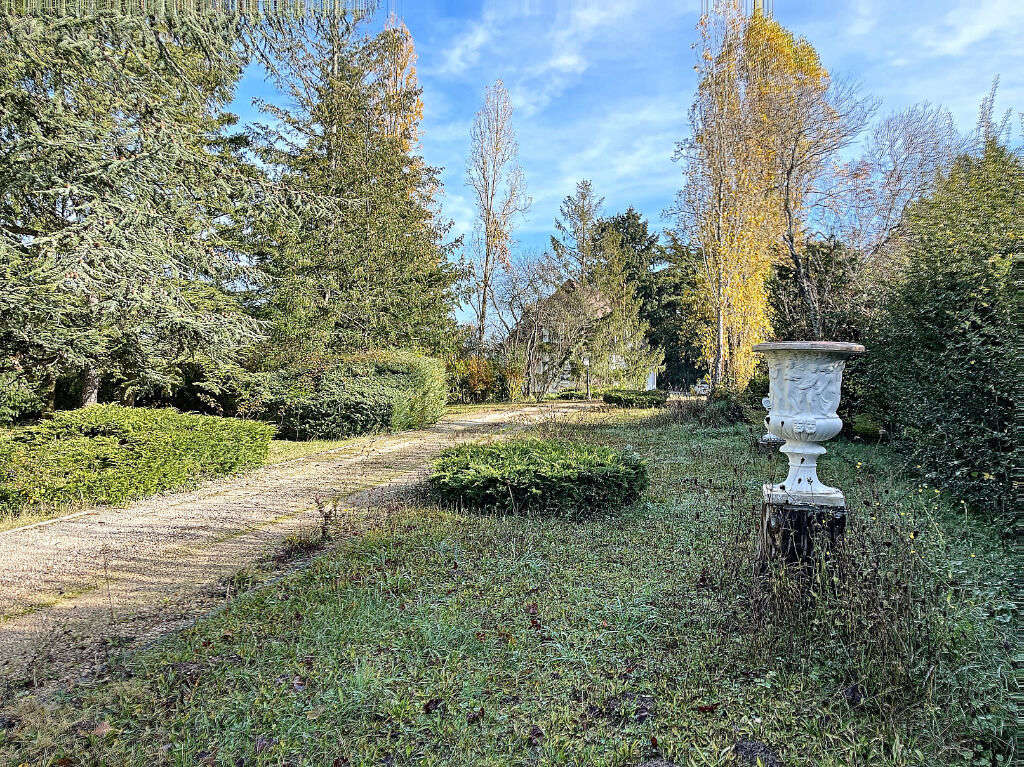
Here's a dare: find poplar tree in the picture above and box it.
[673,2,839,387]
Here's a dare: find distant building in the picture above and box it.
[516,280,660,396]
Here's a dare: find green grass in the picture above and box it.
[1,411,1014,766]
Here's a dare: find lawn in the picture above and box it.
[0,410,1014,766]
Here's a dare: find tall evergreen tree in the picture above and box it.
[249,15,460,368]
[0,12,261,407]
[550,180,603,278]
[588,230,663,388]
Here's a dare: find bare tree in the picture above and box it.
[466,80,529,344]
[768,77,876,338]
[492,251,604,398]
[830,102,961,263]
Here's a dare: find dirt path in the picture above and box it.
[0,402,591,689]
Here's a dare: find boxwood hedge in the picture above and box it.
[0,405,274,515]
[246,350,447,441]
[602,389,669,408]
[428,438,648,517]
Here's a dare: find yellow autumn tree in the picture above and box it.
[673,1,840,387]
[747,8,874,340]
[374,13,423,152]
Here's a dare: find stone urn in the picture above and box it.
[753,341,864,507]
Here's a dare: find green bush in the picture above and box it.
[851,412,882,439]
[550,388,605,401]
[860,140,1020,522]
[664,397,744,428]
[0,405,273,515]
[0,371,45,425]
[428,438,648,517]
[601,389,668,408]
[245,350,447,441]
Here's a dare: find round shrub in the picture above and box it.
[602,389,668,408]
[428,438,648,517]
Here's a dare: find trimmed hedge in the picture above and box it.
[0,405,274,514]
[246,350,447,441]
[549,387,607,401]
[428,438,648,517]
[602,389,669,408]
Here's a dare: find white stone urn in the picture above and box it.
[753,341,864,507]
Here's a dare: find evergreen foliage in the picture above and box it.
[243,350,447,440]
[598,210,700,389]
[428,438,648,517]
[587,230,664,389]
[0,405,273,516]
[247,17,461,369]
[601,389,669,408]
[861,139,1021,521]
[0,13,264,406]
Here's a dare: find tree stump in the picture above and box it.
[758,488,846,567]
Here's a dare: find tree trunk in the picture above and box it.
[787,247,823,340]
[712,307,726,387]
[478,267,489,344]
[80,365,99,407]
[43,374,56,414]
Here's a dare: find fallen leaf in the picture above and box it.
[423,697,443,714]
[695,703,718,714]
[91,721,113,737]
[527,724,544,746]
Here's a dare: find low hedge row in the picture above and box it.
[549,387,607,401]
[0,405,274,514]
[602,389,669,408]
[245,350,447,441]
[428,438,648,517]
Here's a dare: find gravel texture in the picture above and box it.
[0,403,590,688]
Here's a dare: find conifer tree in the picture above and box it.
[0,12,262,407]
[249,15,460,367]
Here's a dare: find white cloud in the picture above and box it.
[916,0,1024,56]
[847,0,878,37]
[437,22,491,75]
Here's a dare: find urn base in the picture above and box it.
[759,489,848,565]
[763,483,845,507]
[765,440,846,507]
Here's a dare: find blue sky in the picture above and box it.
[233,0,1023,255]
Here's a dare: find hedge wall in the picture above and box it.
[858,141,1021,522]
[245,350,447,441]
[0,405,274,515]
[602,389,669,408]
[428,438,648,517]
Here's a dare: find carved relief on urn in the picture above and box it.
[753,341,864,506]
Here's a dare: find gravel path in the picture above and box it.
[0,402,590,689]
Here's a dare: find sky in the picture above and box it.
[232,0,1023,255]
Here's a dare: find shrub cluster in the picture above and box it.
[245,350,447,441]
[601,389,668,408]
[0,405,274,515]
[550,388,605,401]
[663,396,744,428]
[859,141,1020,522]
[0,371,45,426]
[428,438,648,517]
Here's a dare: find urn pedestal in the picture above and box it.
[753,341,864,563]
